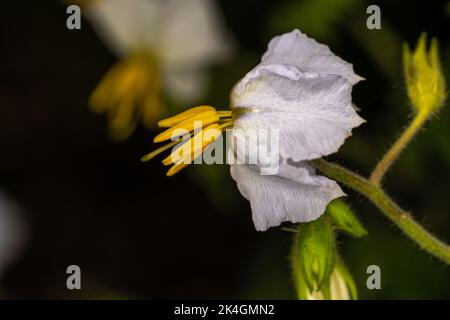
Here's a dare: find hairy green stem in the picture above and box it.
[370,111,428,185]
[311,159,450,265]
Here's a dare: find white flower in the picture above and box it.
[144,29,364,232]
[82,0,233,139]
[86,0,233,102]
[230,29,364,231]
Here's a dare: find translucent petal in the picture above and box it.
[159,0,233,68]
[231,64,365,161]
[86,0,162,56]
[163,68,208,102]
[260,29,363,85]
[230,161,345,231]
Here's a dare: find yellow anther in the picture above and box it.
[217,121,233,131]
[143,105,234,176]
[157,106,216,128]
[166,161,190,177]
[141,140,181,162]
[89,52,161,140]
[162,123,221,165]
[216,111,233,118]
[165,126,222,175]
[153,110,220,143]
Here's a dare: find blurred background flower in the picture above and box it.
[0,191,27,298]
[0,0,449,299]
[82,0,233,139]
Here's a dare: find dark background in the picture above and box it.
[0,0,449,299]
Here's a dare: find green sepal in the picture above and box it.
[294,216,336,293]
[327,199,368,238]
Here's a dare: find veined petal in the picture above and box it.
[231,64,365,161]
[230,161,345,231]
[260,29,363,85]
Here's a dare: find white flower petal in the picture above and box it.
[232,64,365,161]
[261,29,363,85]
[86,0,162,56]
[164,68,207,102]
[87,0,233,65]
[159,0,233,69]
[230,161,344,231]
[88,0,233,101]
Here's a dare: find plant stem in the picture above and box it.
[312,159,450,265]
[370,111,428,185]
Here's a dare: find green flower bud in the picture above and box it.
[306,257,358,300]
[291,217,336,297]
[294,252,358,300]
[403,33,446,114]
[326,199,368,238]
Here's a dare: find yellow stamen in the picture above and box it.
[89,52,161,141]
[163,124,226,177]
[141,140,181,162]
[153,110,220,143]
[166,161,190,177]
[217,111,233,118]
[217,121,234,131]
[143,106,234,176]
[158,106,216,128]
[165,127,222,176]
[162,123,221,166]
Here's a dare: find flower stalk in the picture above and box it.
[311,159,450,265]
[370,33,446,185]
[369,110,428,185]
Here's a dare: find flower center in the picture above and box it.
[142,106,233,176]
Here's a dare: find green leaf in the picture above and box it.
[293,216,336,293]
[327,199,368,238]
